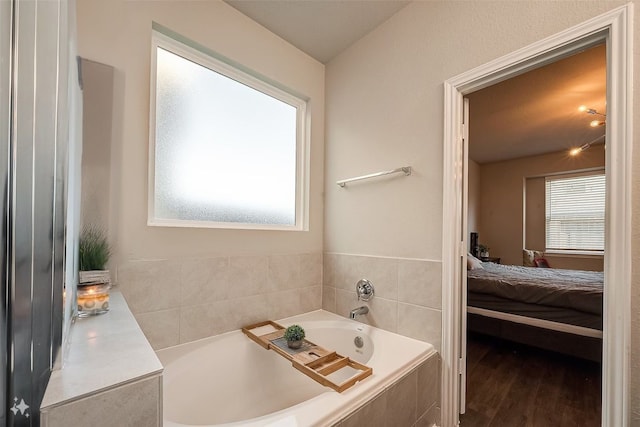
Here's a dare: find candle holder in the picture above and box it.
[78,225,112,318]
[77,282,111,317]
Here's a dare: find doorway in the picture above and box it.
[461,42,606,425]
[441,5,632,427]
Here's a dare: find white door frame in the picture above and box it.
[441,5,633,427]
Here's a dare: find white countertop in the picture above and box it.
[41,291,163,409]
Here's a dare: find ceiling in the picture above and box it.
[224,2,605,163]
[467,44,607,164]
[224,0,410,64]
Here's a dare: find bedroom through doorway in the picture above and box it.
[460,43,606,426]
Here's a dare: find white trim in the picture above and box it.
[466,306,603,339]
[460,98,470,414]
[525,166,605,180]
[442,5,632,427]
[544,249,604,257]
[147,30,310,231]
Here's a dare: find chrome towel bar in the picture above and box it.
[336,166,412,188]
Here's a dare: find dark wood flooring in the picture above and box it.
[460,332,601,427]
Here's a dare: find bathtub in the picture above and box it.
[157,310,436,427]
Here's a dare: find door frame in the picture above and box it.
[441,4,633,427]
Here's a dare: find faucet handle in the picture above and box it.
[356,279,375,302]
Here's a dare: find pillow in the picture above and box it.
[467,253,484,270]
[523,249,544,267]
[534,257,550,268]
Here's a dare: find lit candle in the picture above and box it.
[77,283,111,317]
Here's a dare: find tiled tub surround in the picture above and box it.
[118,252,323,349]
[158,310,440,427]
[334,355,441,427]
[323,253,442,352]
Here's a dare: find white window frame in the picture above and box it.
[544,170,605,255]
[148,30,310,231]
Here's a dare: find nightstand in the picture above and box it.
[480,256,501,264]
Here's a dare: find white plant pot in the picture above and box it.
[79,270,111,285]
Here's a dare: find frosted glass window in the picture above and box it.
[545,173,605,252]
[149,32,308,229]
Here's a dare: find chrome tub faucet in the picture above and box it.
[349,306,369,320]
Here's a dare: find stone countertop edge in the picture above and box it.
[40,291,163,409]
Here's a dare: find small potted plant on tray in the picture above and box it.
[77,226,112,317]
[284,324,306,349]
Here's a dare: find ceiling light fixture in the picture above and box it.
[578,105,606,117]
[569,134,605,156]
[569,106,607,155]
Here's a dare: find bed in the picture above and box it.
[467,262,604,361]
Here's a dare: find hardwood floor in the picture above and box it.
[460,332,601,427]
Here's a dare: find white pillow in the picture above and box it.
[523,249,544,267]
[467,253,484,270]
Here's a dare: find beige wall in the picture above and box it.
[76,0,325,263]
[479,146,605,268]
[324,0,639,421]
[80,59,114,237]
[76,0,325,346]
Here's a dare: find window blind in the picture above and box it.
[545,173,605,251]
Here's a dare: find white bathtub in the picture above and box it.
[157,310,436,427]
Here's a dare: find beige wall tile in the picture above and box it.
[417,354,440,417]
[180,295,270,343]
[335,288,358,318]
[332,254,353,290]
[418,404,441,427]
[334,255,398,300]
[42,376,161,427]
[366,297,398,332]
[336,288,398,333]
[342,392,386,427]
[118,260,180,313]
[323,253,338,287]
[268,254,301,292]
[300,285,322,313]
[179,302,221,343]
[136,308,180,350]
[180,257,229,306]
[122,252,324,348]
[385,369,417,427]
[322,285,336,313]
[354,255,398,300]
[300,252,323,287]
[416,404,439,427]
[226,255,268,299]
[268,288,302,320]
[398,259,441,309]
[398,303,441,351]
[226,294,270,330]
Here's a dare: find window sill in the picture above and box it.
[544,250,604,258]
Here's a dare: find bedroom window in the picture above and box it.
[148,30,309,230]
[545,173,605,252]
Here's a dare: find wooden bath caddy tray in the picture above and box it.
[241,320,372,393]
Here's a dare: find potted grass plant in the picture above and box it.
[77,226,112,317]
[284,325,306,349]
